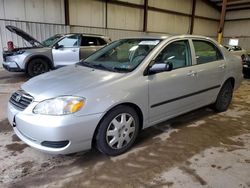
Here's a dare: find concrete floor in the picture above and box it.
[0,69,250,188]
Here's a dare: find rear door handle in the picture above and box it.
[187,71,197,76]
[219,64,226,69]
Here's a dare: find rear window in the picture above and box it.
[81,37,107,46]
[97,38,107,45]
[234,46,242,51]
[193,40,223,64]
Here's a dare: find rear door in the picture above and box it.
[148,39,197,124]
[52,34,81,67]
[189,39,226,106]
[80,36,107,59]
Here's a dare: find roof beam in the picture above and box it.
[227,1,250,7]
[227,6,250,11]
[201,0,221,11]
[226,17,250,21]
[190,0,197,34]
[143,0,148,32]
[64,0,70,25]
[218,0,227,33]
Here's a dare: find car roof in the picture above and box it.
[62,33,108,38]
[224,45,241,47]
[119,35,216,41]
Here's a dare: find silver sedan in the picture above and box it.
[7,35,242,156]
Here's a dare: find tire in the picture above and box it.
[212,81,233,112]
[26,58,49,77]
[95,105,140,156]
[243,74,249,79]
[241,54,246,62]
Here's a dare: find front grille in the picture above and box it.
[9,90,33,111]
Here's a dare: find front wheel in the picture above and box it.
[212,81,233,112]
[95,105,140,156]
[26,58,49,77]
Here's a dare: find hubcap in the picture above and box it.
[33,62,46,75]
[221,88,232,107]
[106,113,136,149]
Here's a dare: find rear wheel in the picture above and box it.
[212,81,233,112]
[26,58,49,77]
[95,105,139,156]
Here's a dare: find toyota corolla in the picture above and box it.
[7,35,242,156]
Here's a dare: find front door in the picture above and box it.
[52,34,80,67]
[148,40,197,125]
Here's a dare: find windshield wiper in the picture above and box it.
[92,64,114,72]
[78,62,126,72]
[113,67,131,72]
[78,61,95,68]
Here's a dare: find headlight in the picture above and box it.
[14,50,25,55]
[33,96,85,115]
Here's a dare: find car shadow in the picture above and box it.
[134,107,215,147]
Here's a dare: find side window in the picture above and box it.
[81,37,98,46]
[57,35,80,47]
[193,40,223,64]
[96,38,107,46]
[235,46,241,51]
[155,40,191,69]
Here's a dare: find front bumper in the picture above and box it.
[8,102,103,154]
[3,61,23,72]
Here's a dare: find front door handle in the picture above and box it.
[187,71,197,76]
[71,49,77,52]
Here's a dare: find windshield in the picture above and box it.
[79,38,161,72]
[42,34,63,47]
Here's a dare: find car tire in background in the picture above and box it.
[212,81,233,112]
[243,68,250,79]
[241,54,246,62]
[26,58,49,77]
[95,105,140,156]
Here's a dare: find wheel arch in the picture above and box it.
[224,77,235,89]
[91,102,144,148]
[25,55,53,71]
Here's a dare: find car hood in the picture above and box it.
[6,25,43,47]
[21,65,124,101]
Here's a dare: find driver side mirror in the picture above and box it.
[148,62,173,75]
[54,43,64,49]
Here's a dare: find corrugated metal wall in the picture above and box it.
[0,0,68,64]
[0,0,221,67]
[193,0,220,37]
[147,0,192,34]
[69,0,220,37]
[0,0,65,24]
[70,25,168,41]
[70,26,143,40]
[0,20,69,63]
[223,10,250,51]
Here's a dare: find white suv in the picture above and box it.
[3,25,111,77]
